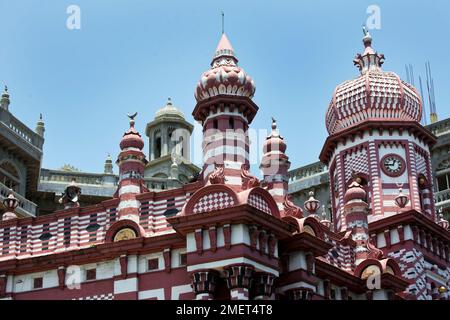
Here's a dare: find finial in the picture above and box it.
[271,117,277,130]
[39,113,43,120]
[4,85,8,93]
[127,112,137,127]
[167,97,172,106]
[362,25,372,46]
[221,11,225,34]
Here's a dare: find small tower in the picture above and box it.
[344,178,382,265]
[116,113,148,223]
[1,86,10,110]
[260,118,290,211]
[104,154,113,174]
[35,113,45,137]
[146,98,193,162]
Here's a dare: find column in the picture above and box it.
[224,264,254,300]
[191,270,219,300]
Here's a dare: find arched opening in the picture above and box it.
[154,130,162,159]
[0,161,21,192]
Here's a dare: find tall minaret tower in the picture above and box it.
[320,29,436,232]
[116,113,148,223]
[193,33,257,189]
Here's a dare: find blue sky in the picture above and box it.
[1,0,449,175]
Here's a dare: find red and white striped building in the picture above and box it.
[0,30,448,300]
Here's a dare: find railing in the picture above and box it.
[40,169,118,186]
[0,182,37,217]
[426,118,450,137]
[288,161,328,182]
[435,189,450,205]
[145,177,182,191]
[0,108,44,150]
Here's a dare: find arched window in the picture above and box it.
[436,158,450,192]
[0,161,20,192]
[154,130,162,159]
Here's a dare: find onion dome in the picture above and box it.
[120,113,144,150]
[344,179,367,203]
[263,118,287,154]
[325,29,422,135]
[155,98,185,120]
[195,33,256,102]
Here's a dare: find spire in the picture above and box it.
[1,85,10,110]
[211,33,238,67]
[35,113,45,137]
[353,27,385,74]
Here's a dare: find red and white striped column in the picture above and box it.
[116,115,148,223]
[202,108,250,188]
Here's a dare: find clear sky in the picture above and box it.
[1,0,449,176]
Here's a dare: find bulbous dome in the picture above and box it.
[195,33,256,102]
[120,117,144,150]
[325,31,422,135]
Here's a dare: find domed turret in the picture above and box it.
[195,33,256,102]
[325,29,422,135]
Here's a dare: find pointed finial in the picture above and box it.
[39,113,42,120]
[221,11,225,34]
[4,85,8,93]
[167,97,172,106]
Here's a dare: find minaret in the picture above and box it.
[116,113,148,223]
[1,86,10,110]
[104,154,113,174]
[193,33,257,189]
[35,113,45,137]
[260,118,290,211]
[343,178,381,265]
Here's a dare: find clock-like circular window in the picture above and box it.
[380,154,406,177]
[113,228,137,242]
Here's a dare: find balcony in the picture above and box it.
[435,189,450,208]
[0,181,37,217]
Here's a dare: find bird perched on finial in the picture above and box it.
[362,25,369,36]
[127,112,138,120]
